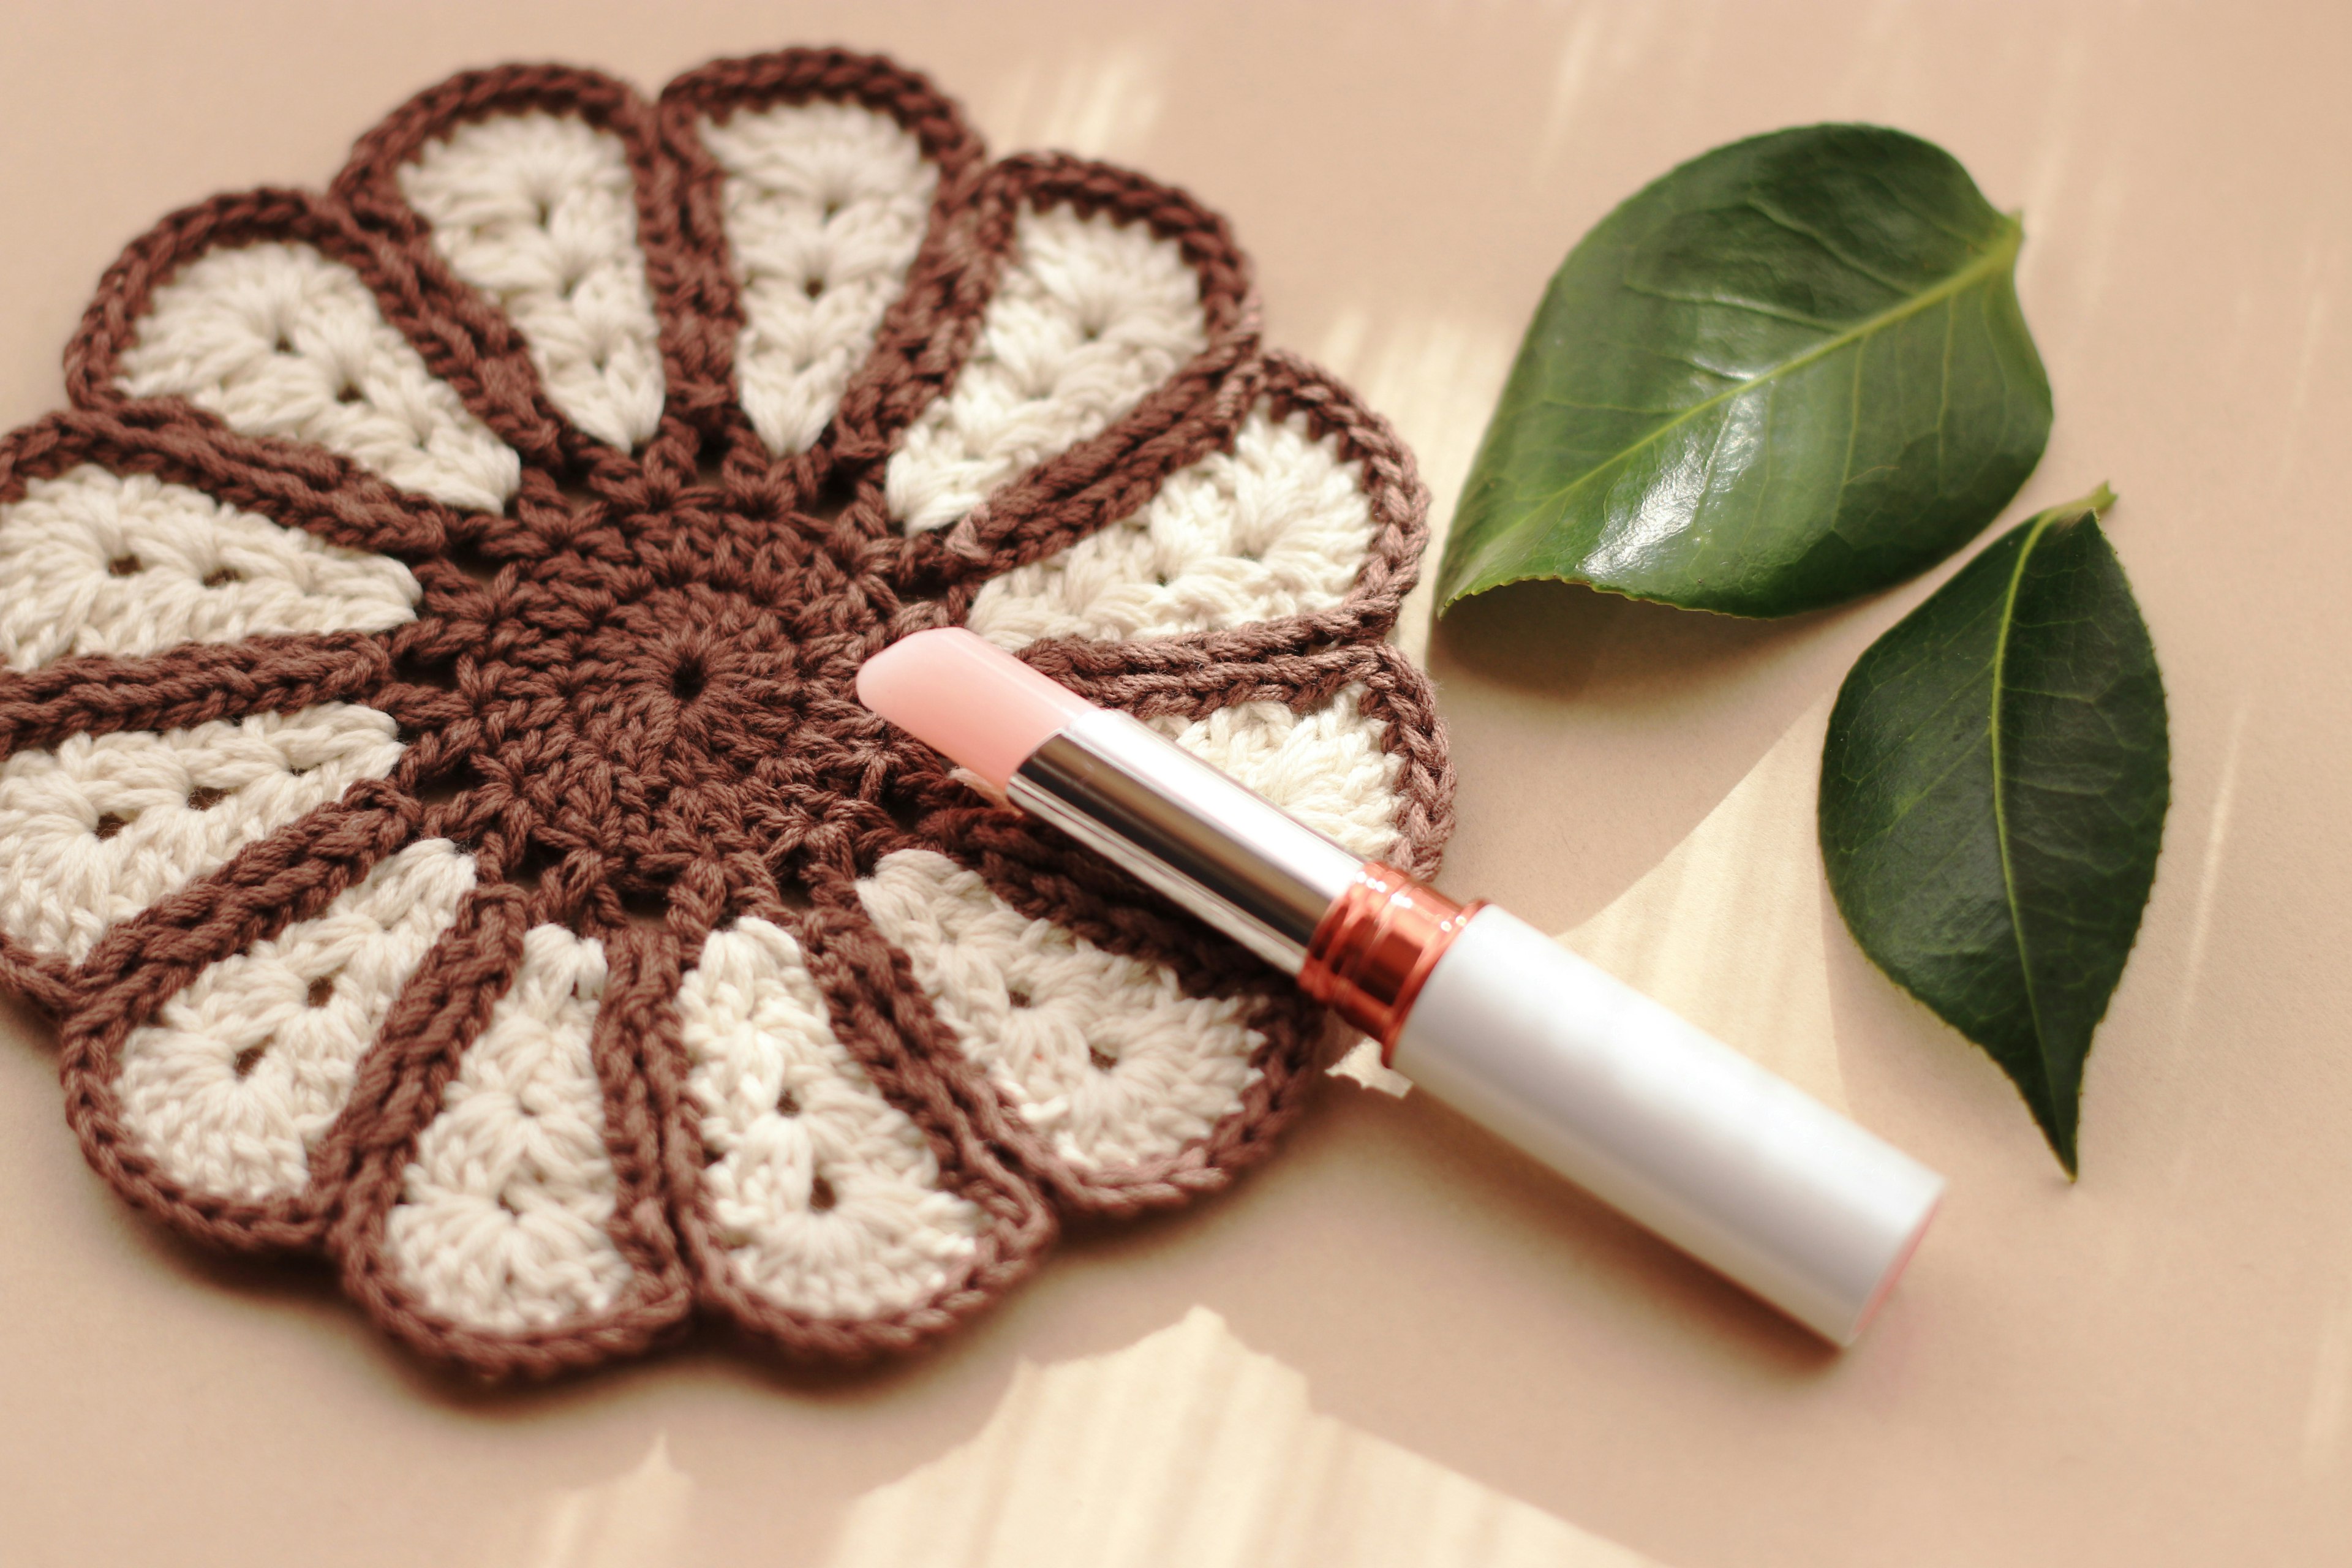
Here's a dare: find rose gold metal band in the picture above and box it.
[1298,862,1486,1061]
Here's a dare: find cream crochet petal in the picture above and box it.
[113,239,521,512]
[859,847,1267,1175]
[381,922,638,1335]
[679,916,987,1321]
[1147,681,1408,863]
[115,839,475,1206]
[397,110,666,452]
[0,463,419,673]
[0,703,406,965]
[965,401,1381,647]
[698,97,942,458]
[888,202,1210,533]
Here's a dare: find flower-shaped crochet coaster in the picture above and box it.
[0,47,1452,1376]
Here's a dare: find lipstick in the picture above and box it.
[859,627,1943,1346]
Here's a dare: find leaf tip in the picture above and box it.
[2040,1111,2081,1177]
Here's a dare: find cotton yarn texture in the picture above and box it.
[0,47,1453,1377]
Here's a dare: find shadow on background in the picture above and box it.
[1427,575,1839,707]
[1062,1066,1844,1383]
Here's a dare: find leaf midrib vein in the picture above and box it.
[1522,220,2021,524]
[1989,508,2061,1117]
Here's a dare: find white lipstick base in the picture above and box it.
[1390,909,1942,1345]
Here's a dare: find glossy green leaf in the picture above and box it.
[1819,487,2168,1172]
[1438,124,2052,618]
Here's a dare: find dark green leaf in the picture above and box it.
[1438,124,2052,618]
[1819,486,2168,1172]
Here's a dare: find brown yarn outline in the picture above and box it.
[654,894,1057,1361]
[656,47,990,488]
[57,785,420,1251]
[0,44,1456,1378]
[917,350,1431,660]
[868,151,1261,571]
[0,634,394,761]
[333,65,669,477]
[0,619,402,1020]
[330,896,696,1377]
[1,408,458,560]
[61,183,564,507]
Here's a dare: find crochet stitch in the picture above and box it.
[0,47,1453,1377]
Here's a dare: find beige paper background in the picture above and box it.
[825,1308,1658,1568]
[2,2,2350,1564]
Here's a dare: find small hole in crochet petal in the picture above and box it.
[233,1043,266,1079]
[671,657,706,702]
[775,1086,801,1117]
[201,566,243,588]
[820,197,842,221]
[306,974,335,1008]
[334,380,364,405]
[808,1172,838,1212]
[92,812,127,840]
[186,786,228,812]
[1005,984,1032,1009]
[107,554,143,577]
[271,330,294,355]
[1088,1044,1119,1072]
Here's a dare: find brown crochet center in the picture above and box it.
[0,47,1455,1378]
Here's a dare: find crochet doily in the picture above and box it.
[0,47,1452,1376]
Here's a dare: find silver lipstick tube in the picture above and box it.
[1005,707,1362,973]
